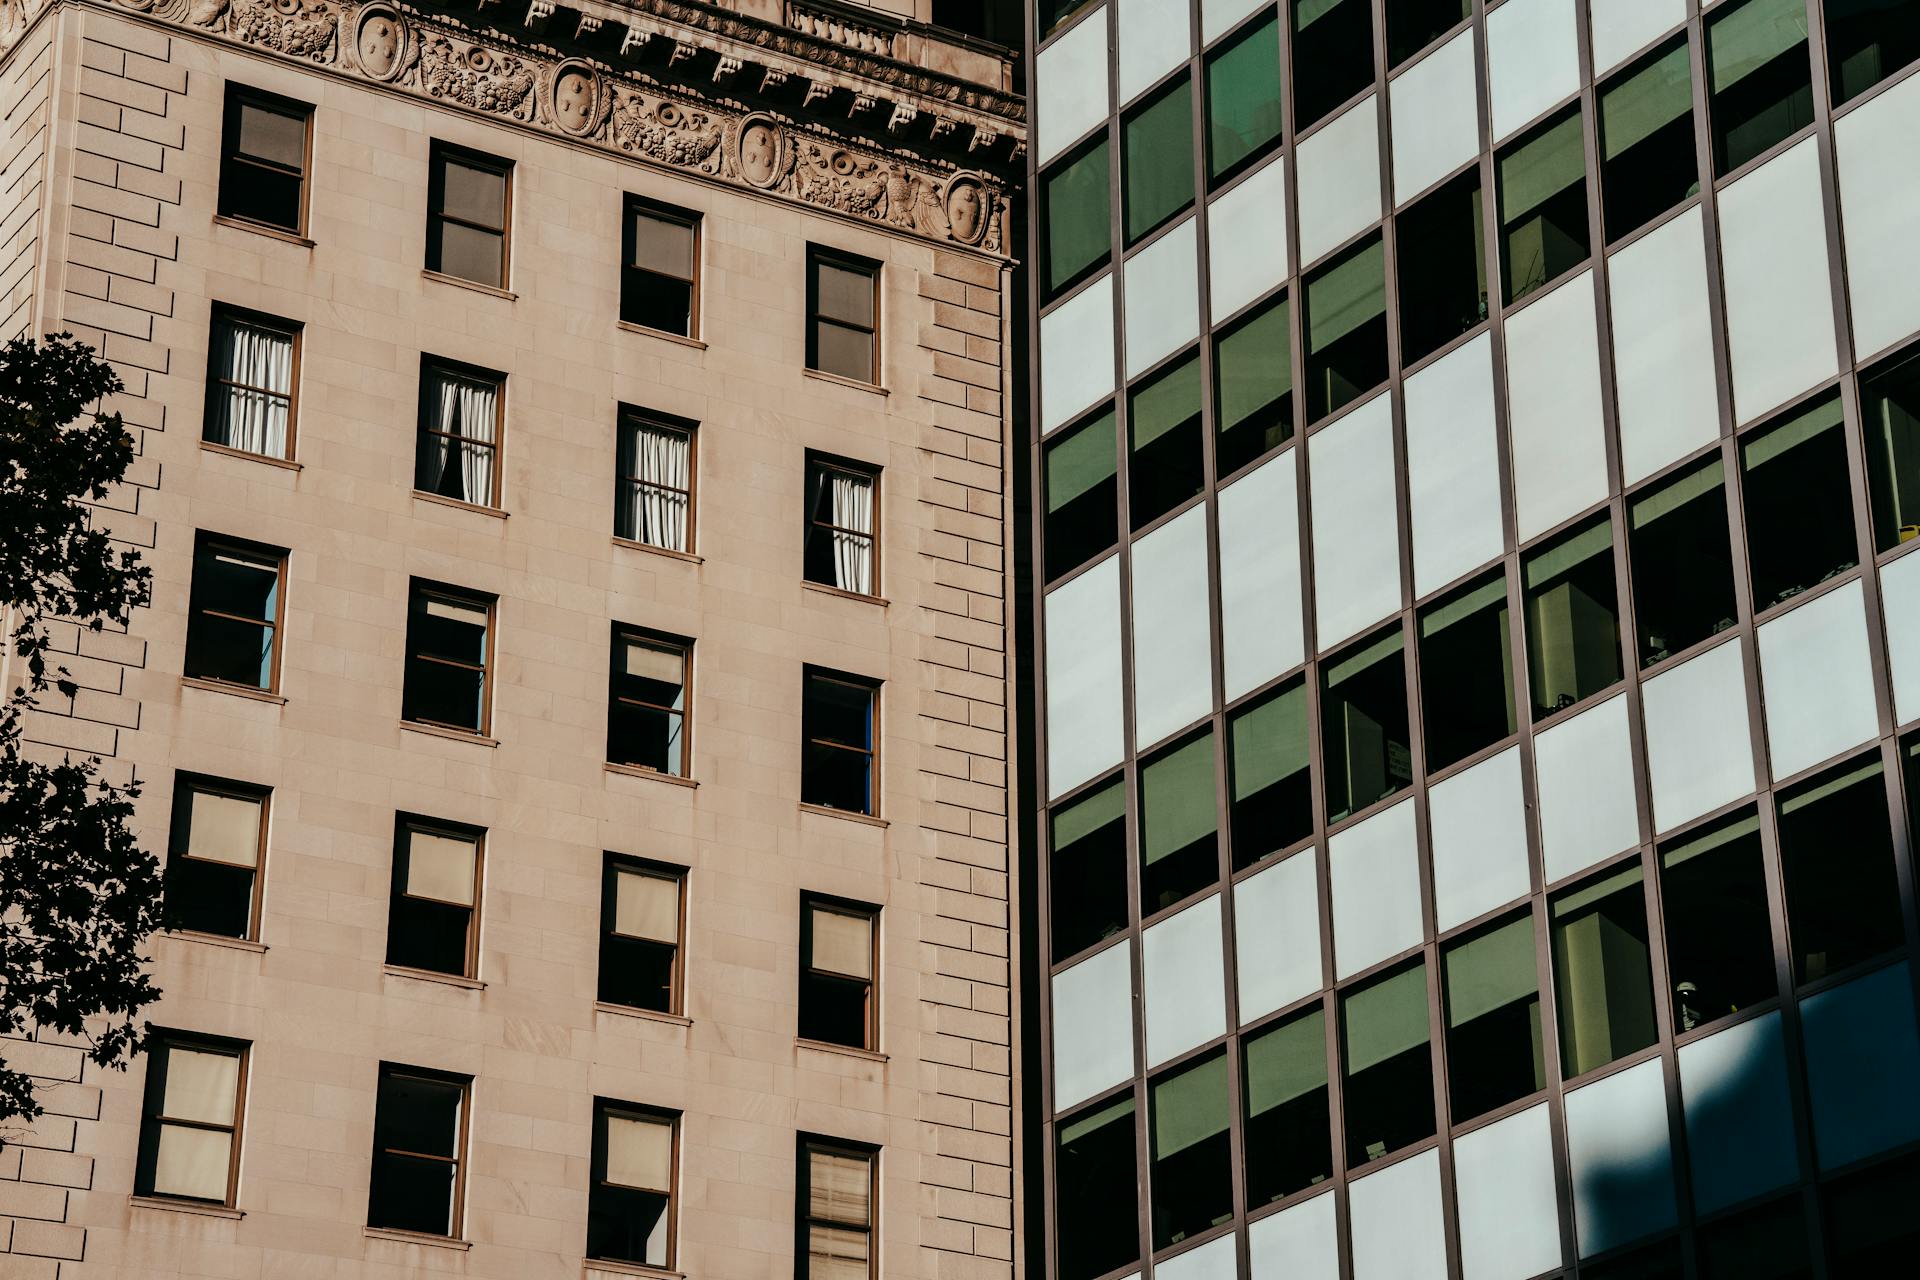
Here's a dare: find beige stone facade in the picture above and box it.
[0,2,1023,1276]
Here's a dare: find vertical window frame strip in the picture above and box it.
[621,194,702,339]
[426,141,513,289]
[796,1136,879,1280]
[415,356,506,510]
[166,772,270,943]
[135,1031,250,1207]
[614,407,699,554]
[806,245,883,386]
[217,83,312,237]
[203,304,301,462]
[804,452,883,597]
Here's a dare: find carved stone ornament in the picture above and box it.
[343,1,415,83]
[942,171,988,247]
[543,57,610,138]
[731,112,790,190]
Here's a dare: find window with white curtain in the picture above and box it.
[804,456,879,595]
[615,411,694,552]
[416,360,502,507]
[205,310,296,459]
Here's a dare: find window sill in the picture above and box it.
[804,368,888,397]
[181,677,286,705]
[796,1037,888,1064]
[130,1194,244,1219]
[798,802,888,829]
[801,580,888,607]
[616,320,707,351]
[421,269,515,301]
[383,964,485,991]
[364,1226,473,1251]
[199,440,302,471]
[399,720,499,748]
[593,1002,693,1029]
[212,214,313,248]
[164,929,268,954]
[412,490,509,520]
[611,536,703,565]
[605,762,698,789]
[586,1260,684,1280]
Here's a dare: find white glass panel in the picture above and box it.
[614,869,678,943]
[1801,960,1920,1170]
[1218,450,1304,701]
[1565,1056,1677,1257]
[1248,1189,1339,1280]
[1506,271,1608,541]
[1234,848,1321,1022]
[1390,29,1479,203]
[407,829,477,906]
[1124,218,1200,378]
[1132,504,1214,749]
[1405,333,1503,596]
[1051,941,1134,1110]
[1591,0,1687,74]
[1350,1147,1446,1280]
[1202,0,1267,44]
[1045,556,1125,799]
[1041,274,1116,433]
[1155,1218,1237,1280]
[1836,67,1920,358]
[1609,206,1721,486]
[1488,0,1581,140]
[811,906,873,979]
[1880,549,1920,723]
[1296,96,1381,266]
[1208,155,1289,322]
[1719,138,1839,424]
[1429,747,1531,931]
[1758,580,1877,781]
[606,1113,673,1191]
[1677,1011,1798,1216]
[1455,1104,1563,1280]
[1309,394,1401,647]
[1642,638,1755,834]
[153,1124,231,1201]
[1142,894,1227,1066]
[188,788,261,868]
[1329,799,1422,979]
[1117,0,1190,104]
[1037,9,1110,164]
[1534,694,1641,883]
[162,1046,239,1125]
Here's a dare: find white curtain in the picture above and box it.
[216,320,292,457]
[434,375,497,505]
[625,423,690,551]
[831,472,874,594]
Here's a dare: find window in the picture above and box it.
[607,628,689,775]
[164,775,266,941]
[615,409,695,552]
[135,1033,246,1205]
[1042,138,1111,299]
[1779,755,1905,983]
[1049,778,1128,963]
[402,582,491,734]
[1043,406,1119,581]
[204,308,297,459]
[1321,626,1412,823]
[1599,39,1699,244]
[801,669,879,815]
[1139,730,1219,914]
[1228,680,1314,869]
[416,359,502,508]
[621,197,698,336]
[218,84,309,234]
[1123,76,1195,244]
[368,1064,467,1237]
[1443,912,1544,1123]
[1206,14,1283,185]
[588,1102,677,1267]
[1823,1148,1920,1272]
[1659,812,1776,1033]
[1498,107,1589,304]
[184,534,285,692]
[1128,352,1205,529]
[1294,0,1374,128]
[1304,234,1388,422]
[1523,516,1623,718]
[1627,458,1738,666]
[1740,394,1857,609]
[386,818,481,978]
[805,455,879,595]
[1150,1050,1233,1248]
[1342,961,1435,1164]
[1707,0,1814,175]
[426,143,510,288]
[1243,1003,1333,1203]
[799,1140,876,1280]
[800,896,877,1050]
[1386,0,1468,67]
[1055,1096,1140,1280]
[599,856,684,1014]
[807,248,880,384]
[1213,295,1293,477]
[1860,341,1920,550]
[1418,573,1517,774]
[1396,170,1487,366]
[1551,862,1657,1077]
[1827,0,1920,104]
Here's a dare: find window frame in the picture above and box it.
[165,772,270,943]
[801,667,882,817]
[185,532,288,694]
[606,625,693,777]
[386,815,484,980]
[799,893,880,1052]
[599,854,688,1016]
[368,1062,471,1238]
[795,1136,879,1280]
[620,194,702,338]
[415,356,507,510]
[217,83,312,237]
[402,579,496,736]
[806,245,882,386]
[803,451,883,597]
[134,1030,250,1207]
[203,303,302,461]
[614,407,698,553]
[588,1099,682,1268]
[426,140,512,289]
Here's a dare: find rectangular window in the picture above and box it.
[622,197,699,336]
[1150,1049,1233,1248]
[185,534,285,692]
[368,1064,468,1237]
[588,1101,677,1267]
[1442,912,1544,1123]
[1206,14,1283,185]
[1128,351,1205,529]
[1228,680,1313,869]
[1044,406,1119,582]
[1140,729,1219,913]
[218,84,309,234]
[798,1140,876,1280]
[607,628,689,775]
[416,359,503,508]
[1659,811,1776,1032]
[1049,778,1128,963]
[164,775,267,941]
[1321,626,1412,823]
[1860,342,1920,551]
[800,896,877,1050]
[1551,862,1658,1077]
[387,818,481,978]
[1498,107,1590,304]
[1523,516,1623,719]
[1780,755,1905,983]
[1418,573,1516,772]
[1055,1096,1140,1280]
[1242,1003,1332,1204]
[1740,393,1857,609]
[1304,234,1388,423]
[1707,0,1814,175]
[1599,39,1699,244]
[615,410,694,552]
[1396,170,1487,366]
[402,581,493,734]
[1628,459,1737,666]
[599,856,684,1013]
[807,248,880,384]
[1214,296,1293,477]
[205,308,297,459]
[1827,0,1920,105]
[802,669,879,815]
[426,143,510,288]
[804,455,879,595]
[1294,0,1374,128]
[1042,138,1110,300]
[1387,0,1469,68]
[1341,960,1435,1164]
[135,1033,247,1205]
[1123,76,1195,244]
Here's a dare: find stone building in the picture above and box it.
[0,2,1025,1277]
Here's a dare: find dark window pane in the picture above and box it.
[164,857,254,939]
[816,261,876,327]
[1386,0,1469,67]
[1696,1197,1813,1280]
[631,209,693,278]
[235,100,305,169]
[1823,1149,1920,1272]
[1826,0,1920,104]
[1628,458,1738,666]
[1055,1097,1140,1280]
[219,90,307,232]
[1600,41,1700,243]
[1551,862,1658,1077]
[1228,681,1313,870]
[1740,394,1858,608]
[1127,352,1205,529]
[622,270,693,335]
[1294,0,1374,128]
[599,934,675,1011]
[184,612,274,688]
[1396,170,1487,365]
[1659,813,1777,1033]
[800,971,869,1047]
[1708,0,1815,175]
[1304,236,1387,422]
[803,674,876,814]
[1124,78,1195,244]
[186,543,279,689]
[1150,1051,1233,1248]
[588,1183,670,1265]
[1044,408,1119,581]
[1140,731,1218,914]
[1342,962,1435,1165]
[1043,140,1111,298]
[1321,627,1412,823]
[1523,517,1623,719]
[1050,780,1129,962]
[1213,295,1293,476]
[1583,1238,1684,1280]
[1443,913,1544,1123]
[404,588,488,732]
[219,162,302,231]
[1418,574,1516,773]
[369,1152,455,1234]
[609,635,686,774]
[814,321,875,383]
[1780,755,1905,983]
[438,157,505,226]
[1860,342,1920,551]
[387,894,470,976]
[432,222,504,288]
[1499,108,1590,304]
[1207,16,1283,183]
[368,1068,462,1235]
[375,1071,462,1158]
[1243,1004,1332,1203]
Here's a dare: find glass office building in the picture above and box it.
[1023,1,1920,1276]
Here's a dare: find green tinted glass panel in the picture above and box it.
[1045,141,1112,298]
[1207,17,1284,182]
[1216,297,1292,439]
[1125,78,1196,243]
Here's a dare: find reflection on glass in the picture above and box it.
[1056,1095,1141,1280]
[1140,731,1218,913]
[1128,353,1205,529]
[1600,40,1699,242]
[1499,108,1590,303]
[1418,573,1516,772]
[1341,961,1435,1164]
[1779,754,1905,983]
[1552,862,1658,1077]
[1125,78,1195,243]
[1207,16,1283,183]
[1740,394,1858,608]
[1304,235,1388,422]
[1444,913,1544,1122]
[1228,681,1313,869]
[1243,1005,1332,1203]
[1150,1051,1233,1248]
[1707,0,1815,174]
[1627,459,1738,666]
[1044,140,1111,298]
[1044,407,1119,580]
[1523,517,1623,719]
[1321,626,1412,822]
[1050,779,1129,962]
[1659,813,1777,1032]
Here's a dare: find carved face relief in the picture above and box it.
[552,67,596,135]
[739,119,779,187]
